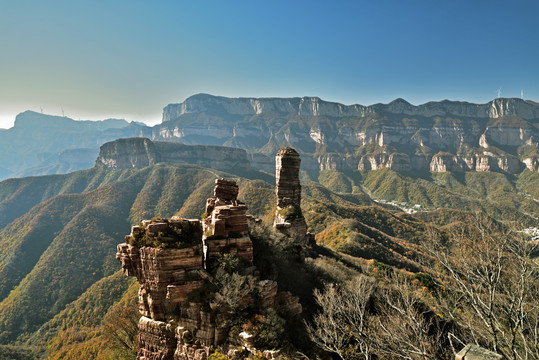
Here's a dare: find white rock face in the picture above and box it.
[428,152,523,173]
[156,95,539,174]
[523,157,539,172]
[357,153,411,171]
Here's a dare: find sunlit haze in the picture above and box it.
[1,0,538,129]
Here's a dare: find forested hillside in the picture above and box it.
[0,162,536,359]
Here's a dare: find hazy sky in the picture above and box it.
[1,0,538,128]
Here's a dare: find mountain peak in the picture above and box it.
[389,98,411,105]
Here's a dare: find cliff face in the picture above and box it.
[163,94,539,121]
[95,137,251,172]
[95,137,158,169]
[156,94,539,174]
[357,153,413,171]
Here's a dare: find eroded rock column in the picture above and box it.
[273,147,308,245]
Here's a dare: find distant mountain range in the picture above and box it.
[0,111,151,179]
[163,93,539,120]
[2,95,539,181]
[156,94,539,174]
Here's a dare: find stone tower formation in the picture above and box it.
[117,172,302,359]
[273,147,309,247]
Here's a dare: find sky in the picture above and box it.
[0,0,538,128]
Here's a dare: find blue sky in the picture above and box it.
[0,0,537,128]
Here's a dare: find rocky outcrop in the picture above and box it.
[429,152,522,173]
[117,177,301,360]
[475,155,522,173]
[430,153,469,172]
[358,153,412,171]
[95,137,251,172]
[523,157,539,171]
[202,179,253,268]
[273,148,309,248]
[317,154,351,170]
[455,344,502,360]
[95,137,158,169]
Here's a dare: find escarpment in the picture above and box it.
[162,94,539,121]
[95,137,251,172]
[155,94,539,174]
[116,152,306,359]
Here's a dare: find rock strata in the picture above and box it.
[163,94,539,121]
[202,179,253,268]
[358,153,412,171]
[428,152,523,173]
[96,137,251,173]
[156,94,539,174]
[117,177,301,360]
[273,148,309,248]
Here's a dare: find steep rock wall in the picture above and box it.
[163,94,539,122]
[157,95,539,173]
[95,137,251,172]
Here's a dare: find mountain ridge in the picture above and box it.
[155,94,539,175]
[2,94,539,181]
[163,94,539,122]
[13,111,132,130]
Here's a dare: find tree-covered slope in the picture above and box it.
[0,161,537,358]
[316,168,539,224]
[35,271,138,360]
[0,164,231,343]
[0,168,136,229]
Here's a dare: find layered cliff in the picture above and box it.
[95,137,251,172]
[157,94,539,174]
[163,94,539,121]
[116,177,302,359]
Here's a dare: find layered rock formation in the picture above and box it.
[357,153,413,171]
[96,137,158,169]
[95,137,251,172]
[117,178,301,360]
[162,94,539,121]
[155,94,539,174]
[202,179,253,268]
[273,148,309,248]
